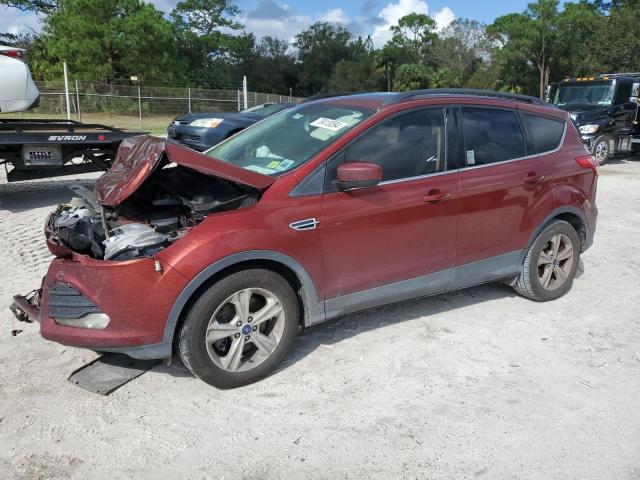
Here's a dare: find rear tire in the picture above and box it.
[513,220,581,301]
[178,269,299,389]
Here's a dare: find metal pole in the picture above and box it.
[188,87,192,114]
[289,88,292,102]
[254,91,257,107]
[237,90,241,112]
[75,79,81,122]
[138,85,142,130]
[243,76,248,110]
[63,62,71,120]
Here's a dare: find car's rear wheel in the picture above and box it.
[178,269,299,388]
[513,220,581,301]
[591,135,610,165]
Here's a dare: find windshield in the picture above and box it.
[554,82,614,108]
[242,103,290,118]
[206,103,375,176]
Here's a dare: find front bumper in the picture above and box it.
[581,134,597,149]
[167,125,225,152]
[31,253,189,359]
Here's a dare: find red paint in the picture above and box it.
[35,94,598,353]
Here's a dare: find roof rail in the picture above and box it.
[390,88,546,105]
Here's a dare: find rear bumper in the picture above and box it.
[32,253,189,359]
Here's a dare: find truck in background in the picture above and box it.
[0,45,141,182]
[547,73,640,164]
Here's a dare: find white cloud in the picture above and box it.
[320,8,350,25]
[0,8,41,36]
[243,3,354,44]
[372,0,428,46]
[433,6,456,31]
[370,0,455,47]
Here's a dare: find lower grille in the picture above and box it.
[47,282,101,319]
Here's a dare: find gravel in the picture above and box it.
[1,160,639,479]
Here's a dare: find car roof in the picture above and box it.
[308,89,556,113]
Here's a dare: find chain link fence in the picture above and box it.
[7,80,303,133]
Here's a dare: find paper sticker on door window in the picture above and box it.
[310,117,348,132]
[466,150,476,166]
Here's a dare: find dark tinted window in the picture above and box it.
[461,108,525,166]
[614,83,633,105]
[343,108,445,181]
[522,113,565,154]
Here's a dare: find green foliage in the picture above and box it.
[39,0,178,82]
[3,0,639,98]
[293,22,356,94]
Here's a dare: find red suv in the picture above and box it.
[13,90,598,388]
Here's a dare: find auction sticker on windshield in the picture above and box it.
[310,117,348,132]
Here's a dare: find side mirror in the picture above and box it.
[337,161,382,190]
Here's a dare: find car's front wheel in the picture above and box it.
[178,269,299,388]
[591,135,611,165]
[513,220,581,301]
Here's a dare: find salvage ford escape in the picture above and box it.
[12,90,598,389]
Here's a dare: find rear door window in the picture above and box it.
[461,107,525,166]
[522,113,565,154]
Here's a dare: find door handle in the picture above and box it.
[523,174,545,184]
[423,191,450,203]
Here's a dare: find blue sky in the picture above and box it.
[1,0,536,46]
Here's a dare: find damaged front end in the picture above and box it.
[10,136,275,352]
[44,136,271,262]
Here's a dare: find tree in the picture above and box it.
[434,19,490,85]
[0,0,59,14]
[586,5,640,72]
[387,13,437,65]
[248,37,298,94]
[328,37,384,92]
[41,0,178,82]
[293,22,354,95]
[170,0,242,84]
[490,0,563,98]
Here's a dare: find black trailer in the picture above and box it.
[0,118,142,182]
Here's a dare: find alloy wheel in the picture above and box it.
[205,288,285,372]
[594,140,609,165]
[537,233,575,291]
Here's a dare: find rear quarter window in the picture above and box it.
[522,113,565,154]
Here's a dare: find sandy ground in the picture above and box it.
[0,159,639,480]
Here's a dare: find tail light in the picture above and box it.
[575,155,599,176]
[0,49,26,61]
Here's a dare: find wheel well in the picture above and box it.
[553,212,587,252]
[171,260,306,349]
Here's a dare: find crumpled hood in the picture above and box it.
[94,135,275,207]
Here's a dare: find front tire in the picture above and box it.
[513,220,581,301]
[178,269,299,389]
[591,135,611,165]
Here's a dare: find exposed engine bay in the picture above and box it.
[47,164,258,261]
